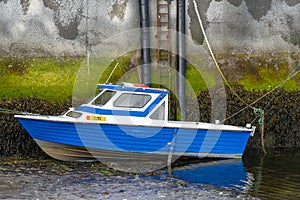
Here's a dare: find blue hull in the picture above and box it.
[17,118,252,160]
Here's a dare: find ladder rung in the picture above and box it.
[159,27,169,30]
[158,59,170,62]
[158,55,170,58]
[159,66,170,70]
[158,66,170,70]
[158,52,170,55]
[158,38,169,42]
[159,28,169,32]
[158,38,169,41]
[159,25,169,28]
[158,55,170,59]
[158,30,169,32]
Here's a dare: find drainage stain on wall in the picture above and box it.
[0,0,299,56]
[108,0,128,21]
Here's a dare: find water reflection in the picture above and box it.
[173,159,251,191]
[243,150,300,200]
[172,150,300,199]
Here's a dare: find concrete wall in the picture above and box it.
[189,0,300,52]
[0,0,299,57]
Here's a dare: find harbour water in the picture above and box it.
[173,150,300,200]
[0,150,299,199]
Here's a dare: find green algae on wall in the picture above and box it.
[0,57,84,103]
[0,53,299,104]
[0,53,140,104]
[216,52,300,92]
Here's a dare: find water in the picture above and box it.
[0,150,299,199]
[172,150,300,200]
[0,158,245,199]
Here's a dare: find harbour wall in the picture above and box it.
[0,0,299,156]
[0,0,299,57]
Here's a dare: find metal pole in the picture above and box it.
[139,0,151,86]
[177,0,186,119]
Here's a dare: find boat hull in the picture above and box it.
[34,139,176,162]
[17,117,252,162]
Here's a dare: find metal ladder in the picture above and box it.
[156,0,171,88]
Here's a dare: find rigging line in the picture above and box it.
[192,0,255,110]
[0,108,40,116]
[220,67,300,123]
[249,65,298,155]
[105,61,120,83]
[260,111,267,154]
[263,66,299,111]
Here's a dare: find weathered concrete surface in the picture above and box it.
[0,0,299,57]
[188,0,300,52]
[0,0,139,57]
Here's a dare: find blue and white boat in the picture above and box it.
[15,83,255,162]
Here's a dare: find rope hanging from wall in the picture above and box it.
[193,0,300,154]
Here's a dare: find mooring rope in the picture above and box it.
[105,61,120,83]
[221,67,300,123]
[193,0,300,154]
[0,108,40,116]
[193,0,255,110]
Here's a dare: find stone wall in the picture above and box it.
[0,0,299,156]
[0,88,299,157]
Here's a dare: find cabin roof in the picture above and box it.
[97,83,169,94]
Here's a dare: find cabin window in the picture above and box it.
[150,102,165,120]
[93,90,116,106]
[66,111,82,118]
[113,93,151,108]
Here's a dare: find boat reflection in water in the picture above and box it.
[173,150,300,199]
[172,159,252,191]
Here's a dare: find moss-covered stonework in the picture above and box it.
[0,87,299,157]
[0,57,84,103]
[0,98,70,156]
[0,53,299,156]
[192,86,300,150]
[216,52,300,91]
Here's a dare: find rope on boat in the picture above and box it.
[252,65,299,154]
[0,108,40,116]
[167,129,177,174]
[222,66,300,124]
[105,61,120,83]
[253,108,266,154]
[193,0,300,154]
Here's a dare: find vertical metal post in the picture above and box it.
[85,0,90,77]
[176,0,186,119]
[139,0,151,86]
